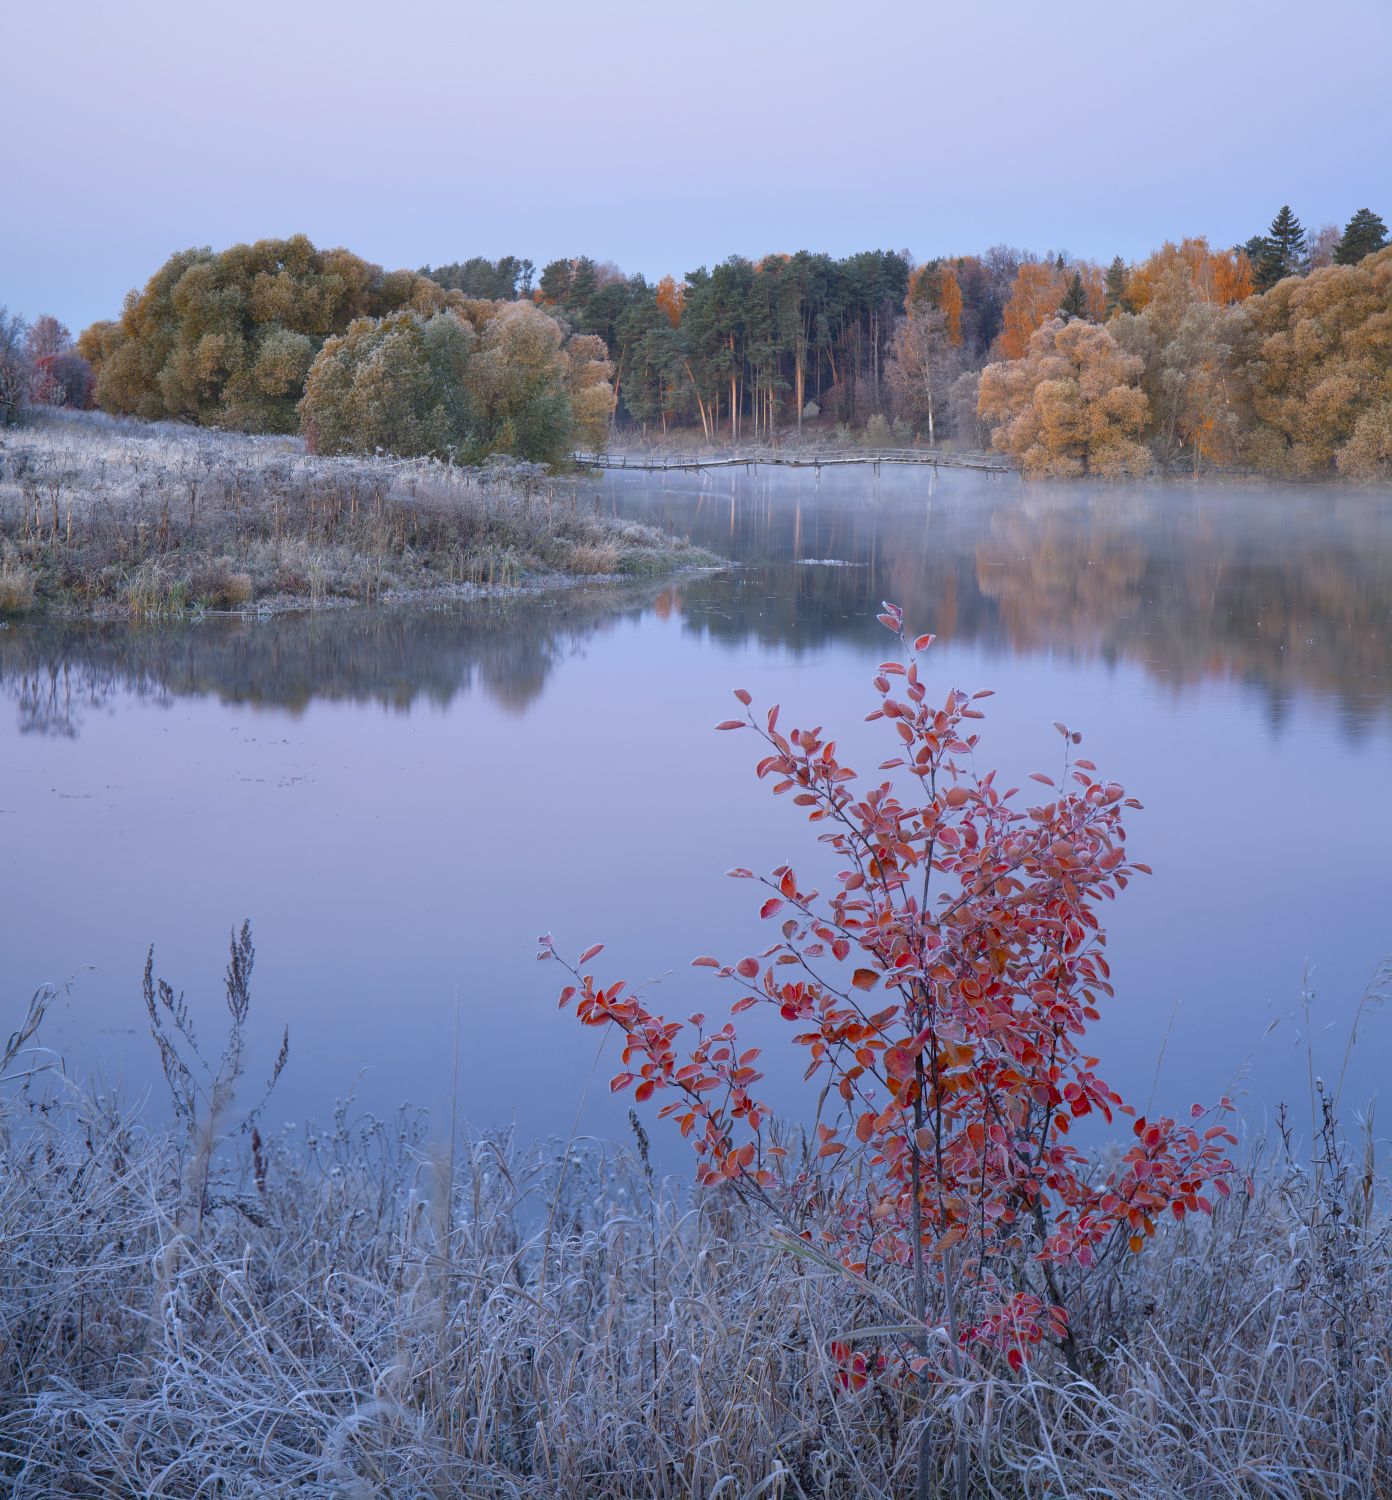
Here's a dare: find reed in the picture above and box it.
[0,409,710,617]
[1,942,1387,1497]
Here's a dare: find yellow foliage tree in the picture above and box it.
[564,332,618,448]
[1242,247,1392,478]
[978,319,1152,478]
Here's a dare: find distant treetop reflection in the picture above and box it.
[637,473,1392,737]
[2,474,1390,739]
[0,586,654,737]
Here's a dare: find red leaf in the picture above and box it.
[851,968,878,992]
[884,1045,916,1081]
[736,957,760,979]
[734,688,752,706]
[578,943,604,964]
[760,898,784,919]
[715,720,745,731]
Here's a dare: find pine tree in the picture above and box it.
[1104,256,1130,315]
[537,259,574,306]
[1256,205,1307,290]
[1334,208,1389,266]
[1058,271,1088,322]
[568,257,599,312]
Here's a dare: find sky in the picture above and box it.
[4,0,1389,332]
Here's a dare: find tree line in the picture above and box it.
[3,203,1387,477]
[421,203,1388,477]
[8,237,613,464]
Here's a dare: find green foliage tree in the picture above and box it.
[299,301,613,465]
[1255,205,1307,290]
[537,259,574,307]
[1335,208,1390,266]
[1058,272,1089,322]
[299,312,476,458]
[1105,256,1131,315]
[421,256,534,299]
[83,236,447,431]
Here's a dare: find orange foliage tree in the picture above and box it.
[547,606,1233,1481]
[1125,238,1255,311]
[978,320,1152,476]
[997,263,1065,359]
[906,263,964,347]
[939,267,964,347]
[655,275,685,328]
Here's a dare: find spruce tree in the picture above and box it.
[1256,205,1307,289]
[1104,256,1129,315]
[1334,208,1389,265]
[1058,271,1088,322]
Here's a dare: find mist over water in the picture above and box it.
[3,466,1389,1158]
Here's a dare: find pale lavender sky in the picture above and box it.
[5,0,1389,333]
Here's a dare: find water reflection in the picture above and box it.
[0,584,658,736]
[5,471,1389,741]
[1,467,1389,1145]
[610,471,1392,736]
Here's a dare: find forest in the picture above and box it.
[2,204,1388,479]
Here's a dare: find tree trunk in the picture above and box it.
[682,362,710,440]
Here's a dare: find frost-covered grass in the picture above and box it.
[0,409,710,617]
[1,965,1388,1498]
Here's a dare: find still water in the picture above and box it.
[3,466,1390,1154]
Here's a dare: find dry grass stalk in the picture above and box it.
[0,409,709,616]
[1,967,1387,1497]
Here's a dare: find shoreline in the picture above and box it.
[0,410,719,623]
[585,443,1388,487]
[7,555,724,625]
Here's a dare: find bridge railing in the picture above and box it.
[572,447,1016,472]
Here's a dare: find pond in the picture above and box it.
[3,465,1390,1158]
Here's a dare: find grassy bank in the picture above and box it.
[1,968,1387,1498]
[0,410,712,619]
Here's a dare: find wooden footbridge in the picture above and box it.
[573,447,1017,475]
